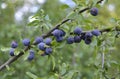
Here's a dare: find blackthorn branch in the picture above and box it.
[0,0,108,71]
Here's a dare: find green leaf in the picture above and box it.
[61,4,69,9]
[63,70,78,79]
[0,47,11,52]
[26,72,38,79]
[28,20,40,26]
[50,55,56,70]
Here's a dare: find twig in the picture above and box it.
[0,0,105,71]
[0,47,28,70]
[78,0,104,14]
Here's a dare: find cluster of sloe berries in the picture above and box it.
[9,27,101,61]
[52,29,66,42]
[9,36,53,61]
[9,41,18,56]
[9,7,99,61]
[66,27,101,45]
[37,37,53,56]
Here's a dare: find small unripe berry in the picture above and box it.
[74,36,81,43]
[91,29,101,36]
[11,41,18,48]
[84,38,92,45]
[28,50,34,61]
[74,27,82,35]
[45,47,52,55]
[85,32,93,39]
[9,48,14,56]
[22,38,30,46]
[34,37,43,44]
[56,37,63,42]
[67,36,74,44]
[38,42,45,51]
[45,38,52,45]
[90,8,98,16]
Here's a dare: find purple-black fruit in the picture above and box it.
[90,8,98,16]
[38,42,46,51]
[84,38,92,45]
[74,27,82,35]
[45,38,52,45]
[91,29,101,36]
[85,32,93,39]
[28,50,34,61]
[11,41,18,48]
[74,36,81,43]
[22,38,30,46]
[59,29,66,37]
[52,29,61,37]
[34,37,43,44]
[9,48,14,56]
[45,47,52,55]
[67,37,74,44]
[56,37,63,42]
[81,34,86,40]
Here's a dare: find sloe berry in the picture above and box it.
[91,29,101,36]
[34,37,43,44]
[84,38,92,45]
[56,36,63,42]
[22,38,30,46]
[67,36,74,44]
[9,48,14,56]
[45,47,52,55]
[90,8,98,16]
[52,29,61,37]
[38,42,46,51]
[45,38,52,45]
[11,41,18,48]
[59,29,66,37]
[74,27,82,35]
[28,50,34,61]
[85,32,93,39]
[74,36,81,43]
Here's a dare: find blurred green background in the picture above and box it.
[0,0,120,79]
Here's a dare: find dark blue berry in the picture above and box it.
[11,41,18,48]
[52,29,61,37]
[59,29,66,37]
[84,38,92,45]
[90,8,98,16]
[22,38,30,46]
[56,36,63,42]
[45,38,52,45]
[91,29,101,36]
[38,42,46,51]
[45,47,52,55]
[34,37,43,44]
[85,32,93,39]
[9,48,14,56]
[74,27,82,35]
[81,34,86,40]
[74,36,81,43]
[67,37,74,44]
[28,50,34,61]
